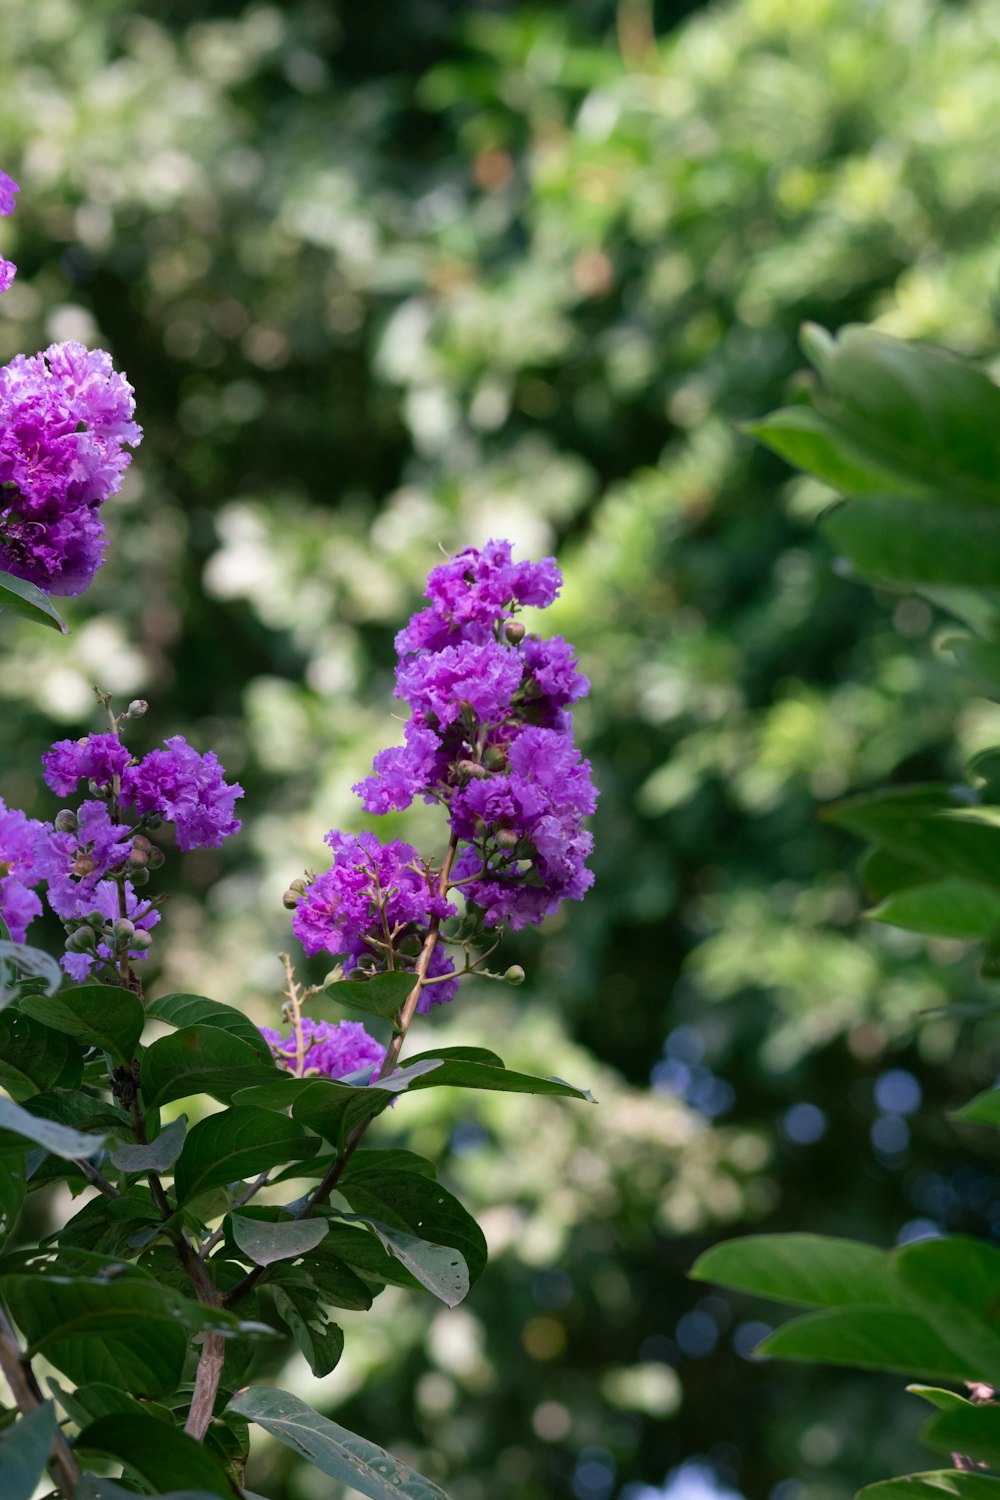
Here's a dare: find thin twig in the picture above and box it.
[198,1171,271,1262]
[0,1305,82,1498]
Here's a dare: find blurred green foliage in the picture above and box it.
[3,0,1000,1496]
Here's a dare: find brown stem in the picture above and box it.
[184,1330,226,1441]
[0,1306,82,1498]
[224,835,460,1311]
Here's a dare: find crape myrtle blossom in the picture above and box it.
[6,715,242,975]
[0,341,142,595]
[291,540,596,1013]
[261,1016,384,1080]
[0,797,48,942]
[0,168,17,295]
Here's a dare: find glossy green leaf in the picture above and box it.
[270,1250,373,1311]
[858,1474,1000,1500]
[230,1212,328,1267]
[956,1089,1000,1129]
[691,1234,899,1308]
[824,787,1000,889]
[339,1168,487,1285]
[823,497,1000,589]
[0,942,62,1007]
[76,1412,238,1498]
[745,405,905,494]
[803,324,1000,506]
[0,1402,56,1500]
[923,1406,1000,1469]
[402,1047,595,1100]
[869,878,1000,941]
[145,993,271,1060]
[948,637,1000,701]
[759,1306,977,1382]
[326,970,415,1022]
[76,1479,223,1500]
[0,1013,80,1100]
[896,1236,1000,1384]
[108,1116,186,1173]
[0,570,67,632]
[351,1219,469,1307]
[228,1386,456,1500]
[173,1105,321,1204]
[908,1386,976,1414]
[272,1282,344,1376]
[0,1094,105,1160]
[141,1026,278,1110]
[19,984,143,1065]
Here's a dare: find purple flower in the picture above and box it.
[395,639,523,728]
[61,878,159,980]
[261,1016,384,1080]
[0,797,47,942]
[0,341,142,595]
[292,830,455,969]
[395,539,562,654]
[123,736,243,851]
[353,722,445,815]
[520,635,590,715]
[0,169,18,296]
[43,800,134,920]
[42,733,133,797]
[417,942,459,1012]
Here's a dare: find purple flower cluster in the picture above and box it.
[4,722,242,977]
[0,169,17,295]
[0,341,142,595]
[260,1016,384,1081]
[290,540,596,1016]
[292,831,457,1009]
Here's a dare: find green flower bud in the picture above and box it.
[129,930,154,952]
[483,746,508,771]
[146,846,165,870]
[128,847,149,869]
[504,964,526,985]
[85,910,106,929]
[282,888,302,910]
[455,759,490,782]
[495,828,520,851]
[126,699,148,719]
[65,927,97,953]
[112,918,135,944]
[54,808,78,834]
[129,867,150,887]
[504,620,526,645]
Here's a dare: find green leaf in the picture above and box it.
[896,1237,1000,1384]
[173,1105,321,1205]
[802,324,1000,507]
[0,1013,80,1100]
[141,1026,278,1110]
[228,1386,456,1500]
[0,942,62,1008]
[0,1402,56,1500]
[823,787,1000,889]
[76,1412,238,1498]
[823,497,1000,590]
[341,1148,437,1182]
[691,1234,900,1308]
[145,994,271,1060]
[230,1212,328,1267]
[108,1117,187,1174]
[272,1283,344,1376]
[270,1250,373,1311]
[1,1271,273,1395]
[860,848,935,902]
[869,878,1000,941]
[0,1157,24,1242]
[346,1218,469,1307]
[0,1094,105,1160]
[923,1406,1000,1470]
[745,405,905,494]
[858,1475,1000,1500]
[401,1047,596,1101]
[76,1480,225,1500]
[956,1089,1000,1129]
[326,970,415,1022]
[758,1306,977,1382]
[339,1168,487,1286]
[19,984,143,1066]
[0,570,67,632]
[908,1386,977,1414]
[948,637,1000,701]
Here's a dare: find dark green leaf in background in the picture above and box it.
[0,1401,56,1500]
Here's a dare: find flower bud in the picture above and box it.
[282,888,302,910]
[504,964,525,985]
[482,746,508,772]
[85,909,106,929]
[112,918,135,944]
[129,930,154,952]
[65,926,97,953]
[146,846,165,870]
[455,759,490,783]
[504,620,525,645]
[289,877,308,894]
[128,847,149,869]
[129,866,150,887]
[126,699,148,719]
[495,827,520,851]
[54,809,78,834]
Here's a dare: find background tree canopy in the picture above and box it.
[2,0,1000,1496]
